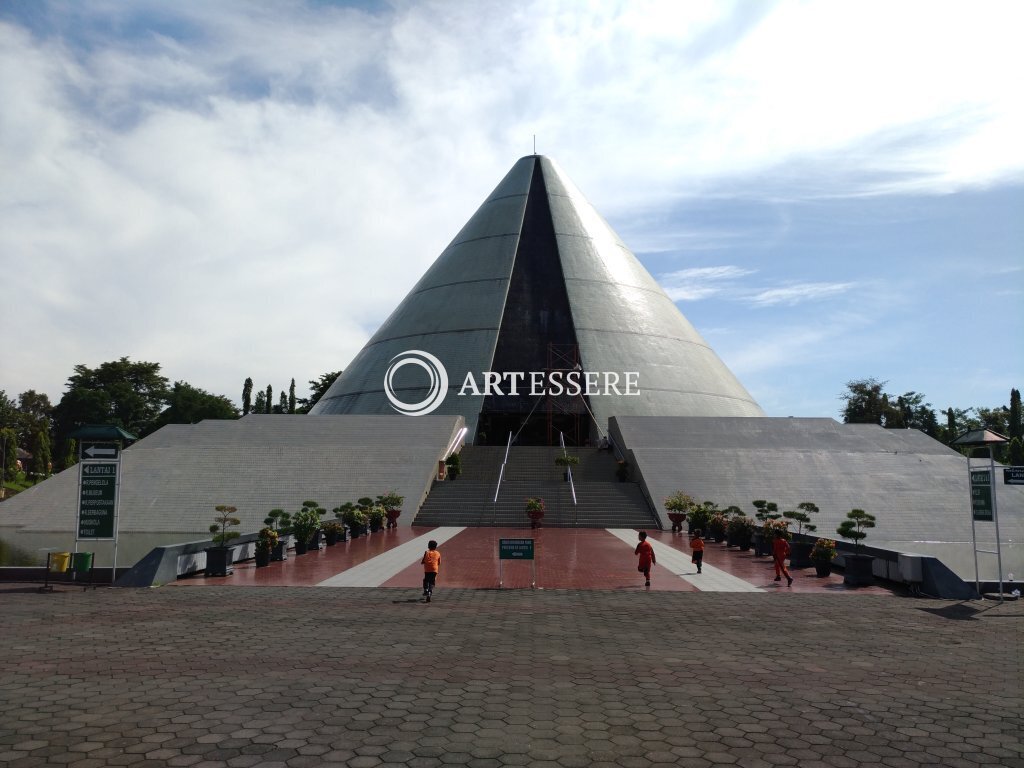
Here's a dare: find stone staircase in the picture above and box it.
[413,446,660,529]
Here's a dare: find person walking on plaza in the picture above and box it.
[635,531,655,587]
[421,539,441,602]
[772,534,793,586]
[690,528,705,574]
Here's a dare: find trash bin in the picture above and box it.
[71,552,94,572]
[50,552,71,573]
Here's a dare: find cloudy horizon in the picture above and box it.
[1,0,1021,420]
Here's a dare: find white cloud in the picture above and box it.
[0,0,1021,413]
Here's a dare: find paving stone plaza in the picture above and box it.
[2,585,1021,768]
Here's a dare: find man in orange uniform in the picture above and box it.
[635,531,655,587]
[772,535,793,586]
[421,540,441,602]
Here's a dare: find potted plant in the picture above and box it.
[445,452,461,480]
[367,504,386,533]
[555,453,580,481]
[663,491,697,533]
[342,504,367,539]
[322,520,344,546]
[526,497,545,528]
[615,460,630,482]
[264,509,292,560]
[206,504,240,576]
[721,506,744,545]
[254,526,277,568]
[708,513,728,543]
[837,508,877,586]
[783,501,819,568]
[688,501,718,536]
[291,502,323,556]
[377,491,404,528]
[751,500,781,556]
[810,538,837,577]
[727,514,755,551]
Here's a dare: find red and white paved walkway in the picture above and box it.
[171,527,892,595]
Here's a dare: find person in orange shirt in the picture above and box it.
[635,531,655,587]
[421,540,441,602]
[689,528,705,574]
[772,534,793,586]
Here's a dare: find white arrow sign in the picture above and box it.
[84,445,117,459]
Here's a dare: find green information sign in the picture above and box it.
[970,469,993,521]
[79,462,118,539]
[499,538,535,560]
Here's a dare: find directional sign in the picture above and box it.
[970,469,994,521]
[78,462,118,539]
[81,442,119,461]
[499,538,535,560]
[1005,466,1024,485]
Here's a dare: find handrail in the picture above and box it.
[559,432,578,527]
[493,431,512,504]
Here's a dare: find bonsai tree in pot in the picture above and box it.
[708,512,728,543]
[837,508,877,586]
[367,503,386,533]
[663,491,697,533]
[290,502,323,556]
[264,509,292,560]
[207,504,241,576]
[254,526,278,568]
[688,501,718,536]
[783,501,819,568]
[751,500,781,556]
[810,537,837,577]
[555,453,580,481]
[525,497,545,528]
[377,491,404,528]
[721,506,744,545]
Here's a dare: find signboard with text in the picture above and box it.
[1004,466,1024,485]
[970,469,994,521]
[78,460,118,539]
[499,538,535,560]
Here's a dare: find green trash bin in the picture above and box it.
[50,552,71,573]
[71,552,94,573]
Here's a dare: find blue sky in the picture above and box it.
[1,0,1021,419]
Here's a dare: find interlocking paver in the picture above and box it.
[1,586,1020,767]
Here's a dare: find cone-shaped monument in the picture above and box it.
[312,155,763,444]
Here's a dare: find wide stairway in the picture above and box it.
[413,446,661,529]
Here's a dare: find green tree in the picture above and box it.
[276,391,288,414]
[1010,388,1022,440]
[265,385,273,414]
[1,427,17,480]
[52,358,169,446]
[840,378,887,425]
[253,390,267,414]
[1008,436,1024,466]
[242,377,253,416]
[288,378,296,414]
[28,428,51,484]
[296,371,342,413]
[145,382,240,435]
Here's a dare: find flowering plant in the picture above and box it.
[708,513,728,538]
[664,491,698,514]
[762,518,791,541]
[525,497,545,514]
[255,526,278,554]
[811,538,837,562]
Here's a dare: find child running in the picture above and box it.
[635,531,655,587]
[690,528,705,574]
[421,539,441,602]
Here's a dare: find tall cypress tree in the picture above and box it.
[288,378,296,414]
[265,385,273,414]
[1009,388,1021,439]
[242,377,253,416]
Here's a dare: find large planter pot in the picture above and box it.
[527,512,544,529]
[711,531,726,544]
[324,528,339,546]
[667,513,686,533]
[369,520,383,533]
[790,541,814,569]
[386,510,401,529]
[308,531,322,550]
[271,538,289,561]
[349,525,364,539]
[842,553,875,586]
[255,549,271,568]
[294,539,309,556]
[205,547,234,577]
[813,560,832,577]
[752,533,771,557]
